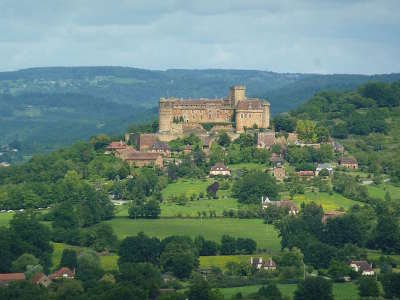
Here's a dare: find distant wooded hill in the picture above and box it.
[1,66,399,160]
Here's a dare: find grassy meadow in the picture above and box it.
[367,183,400,200]
[0,212,14,227]
[219,282,359,299]
[105,217,281,251]
[291,191,360,211]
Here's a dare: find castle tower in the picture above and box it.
[230,85,246,107]
[159,98,173,133]
[262,102,270,129]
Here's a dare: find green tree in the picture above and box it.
[382,273,400,299]
[358,276,379,298]
[233,171,279,204]
[220,235,236,255]
[294,277,333,300]
[257,283,283,300]
[217,132,231,147]
[118,232,161,266]
[76,249,103,282]
[59,249,78,270]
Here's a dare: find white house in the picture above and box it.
[209,162,231,177]
[349,261,375,276]
[315,163,333,176]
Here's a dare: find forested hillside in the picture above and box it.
[276,81,400,182]
[1,66,400,162]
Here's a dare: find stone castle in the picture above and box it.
[158,85,270,137]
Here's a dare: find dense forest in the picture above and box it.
[1,67,400,162]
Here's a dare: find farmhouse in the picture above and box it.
[210,162,231,177]
[273,166,286,181]
[49,267,75,280]
[297,170,315,178]
[315,163,333,176]
[339,157,358,169]
[257,131,275,149]
[349,261,374,276]
[123,152,163,168]
[261,197,299,215]
[250,257,277,271]
[31,272,52,287]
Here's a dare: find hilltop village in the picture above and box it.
[1,81,400,299]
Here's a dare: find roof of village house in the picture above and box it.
[270,153,283,163]
[184,144,192,150]
[124,152,162,161]
[317,163,333,170]
[152,141,170,151]
[340,157,358,164]
[138,134,158,149]
[297,170,314,176]
[274,200,298,211]
[236,99,264,110]
[210,162,230,172]
[258,132,276,148]
[31,272,48,284]
[49,267,74,280]
[106,141,127,150]
[0,273,26,282]
[264,258,277,268]
[350,260,373,272]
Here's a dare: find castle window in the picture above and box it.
[241,114,244,118]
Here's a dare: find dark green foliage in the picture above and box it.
[0,281,47,300]
[187,276,223,300]
[236,238,257,254]
[358,276,380,298]
[382,273,400,299]
[118,262,162,299]
[233,171,279,204]
[207,182,220,199]
[76,250,103,283]
[59,249,78,270]
[273,115,296,132]
[160,238,199,279]
[323,214,367,247]
[257,283,283,300]
[194,236,219,256]
[220,235,237,255]
[294,277,333,300]
[118,232,161,266]
[217,132,231,147]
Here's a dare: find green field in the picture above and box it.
[292,191,360,211]
[162,178,211,199]
[367,183,400,200]
[228,163,267,171]
[0,212,14,227]
[219,282,359,299]
[105,218,280,251]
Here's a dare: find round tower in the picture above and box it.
[159,98,173,133]
[262,102,270,129]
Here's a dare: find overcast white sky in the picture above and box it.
[1,0,399,74]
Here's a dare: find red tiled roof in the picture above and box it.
[107,141,127,150]
[0,273,25,282]
[124,152,162,161]
[340,157,358,164]
[49,267,74,280]
[210,162,230,172]
[236,99,263,110]
[297,170,314,176]
[350,260,373,272]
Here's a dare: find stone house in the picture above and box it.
[315,163,334,176]
[250,257,277,271]
[261,197,299,215]
[339,157,358,169]
[136,134,158,151]
[297,170,315,178]
[31,272,52,287]
[210,162,231,177]
[273,166,286,181]
[123,152,164,168]
[49,267,75,280]
[349,261,375,276]
[257,131,276,149]
[105,140,127,154]
[151,141,170,156]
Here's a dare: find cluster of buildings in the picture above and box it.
[0,267,74,288]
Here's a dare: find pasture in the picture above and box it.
[367,183,400,200]
[292,191,360,211]
[0,212,14,227]
[105,217,281,251]
[219,282,359,299]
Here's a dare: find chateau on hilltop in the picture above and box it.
[158,86,270,137]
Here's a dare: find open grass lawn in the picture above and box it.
[0,212,14,227]
[367,183,400,200]
[200,254,273,270]
[105,218,281,251]
[292,191,360,211]
[219,283,359,299]
[51,242,118,272]
[162,178,212,199]
[228,163,267,172]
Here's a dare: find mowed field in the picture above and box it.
[105,217,281,251]
[219,283,359,300]
[291,191,360,211]
[0,212,14,227]
[367,183,400,200]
